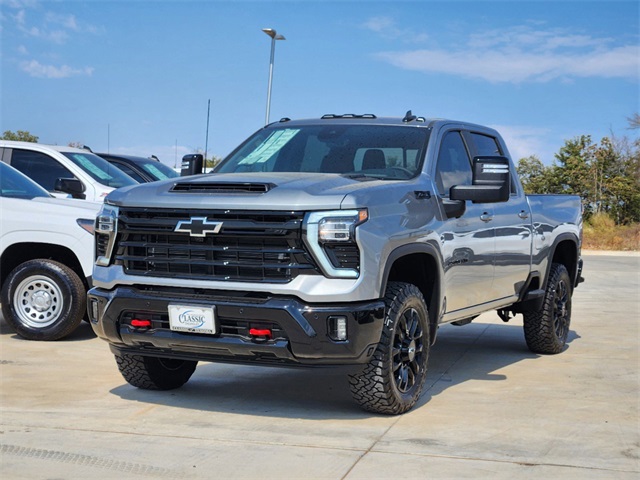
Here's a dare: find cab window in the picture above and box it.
[10,149,76,191]
[471,133,501,156]
[435,131,472,196]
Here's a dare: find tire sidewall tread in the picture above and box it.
[349,281,430,415]
[115,352,197,390]
[523,263,572,354]
[0,259,86,341]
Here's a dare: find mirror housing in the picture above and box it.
[450,156,510,204]
[54,177,86,200]
[181,154,204,176]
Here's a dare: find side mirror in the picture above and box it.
[450,156,510,204]
[54,177,86,200]
[181,154,204,176]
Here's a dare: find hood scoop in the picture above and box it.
[171,182,275,194]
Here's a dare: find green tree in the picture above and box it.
[1,130,39,142]
[551,134,640,223]
[551,135,595,215]
[516,155,552,194]
[204,155,222,171]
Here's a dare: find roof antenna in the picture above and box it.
[403,110,417,122]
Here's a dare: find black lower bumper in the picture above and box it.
[88,286,385,366]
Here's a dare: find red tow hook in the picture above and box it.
[249,328,272,341]
[131,319,152,328]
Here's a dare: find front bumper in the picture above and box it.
[88,286,385,366]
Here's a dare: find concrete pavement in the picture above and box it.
[1,253,638,479]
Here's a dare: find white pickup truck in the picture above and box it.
[0,162,100,340]
[0,140,137,202]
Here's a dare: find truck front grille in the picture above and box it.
[115,208,318,283]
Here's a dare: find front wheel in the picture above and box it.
[349,282,430,415]
[0,259,86,341]
[115,352,197,390]
[523,263,572,354]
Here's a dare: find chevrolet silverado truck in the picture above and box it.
[88,113,583,414]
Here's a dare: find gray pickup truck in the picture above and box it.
[88,113,583,414]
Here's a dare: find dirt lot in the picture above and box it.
[1,253,638,479]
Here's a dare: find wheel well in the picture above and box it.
[551,240,578,288]
[386,253,440,339]
[0,243,86,289]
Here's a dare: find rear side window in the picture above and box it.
[10,149,76,191]
[470,133,517,194]
[471,133,501,156]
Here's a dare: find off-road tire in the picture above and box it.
[523,263,572,354]
[1,259,86,341]
[115,352,197,390]
[349,282,430,415]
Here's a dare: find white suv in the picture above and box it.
[0,162,100,340]
[0,140,137,202]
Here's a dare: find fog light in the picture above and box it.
[90,299,99,323]
[328,316,348,341]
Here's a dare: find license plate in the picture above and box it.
[168,304,216,334]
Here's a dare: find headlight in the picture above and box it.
[305,209,367,279]
[95,204,119,266]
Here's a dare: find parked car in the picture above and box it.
[0,162,100,340]
[96,153,179,183]
[89,113,583,414]
[0,141,137,202]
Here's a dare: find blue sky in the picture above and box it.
[1,0,638,168]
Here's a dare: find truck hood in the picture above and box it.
[105,172,406,211]
[30,196,102,216]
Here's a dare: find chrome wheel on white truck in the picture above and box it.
[1,259,86,341]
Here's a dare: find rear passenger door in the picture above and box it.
[433,129,496,314]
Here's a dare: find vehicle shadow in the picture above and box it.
[110,320,581,420]
[0,316,96,341]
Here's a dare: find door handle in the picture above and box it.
[480,213,493,222]
[518,210,529,220]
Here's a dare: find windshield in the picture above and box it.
[216,125,430,180]
[62,152,138,188]
[0,162,51,199]
[140,160,179,181]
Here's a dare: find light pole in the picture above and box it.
[262,28,285,125]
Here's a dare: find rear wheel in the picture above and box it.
[349,282,430,415]
[115,352,197,390]
[523,263,572,354]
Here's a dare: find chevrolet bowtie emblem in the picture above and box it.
[175,217,223,237]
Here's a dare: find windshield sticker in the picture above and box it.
[69,154,113,181]
[143,164,169,179]
[238,129,300,165]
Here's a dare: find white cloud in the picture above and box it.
[6,2,102,44]
[362,15,428,43]
[45,12,78,31]
[373,23,639,83]
[20,59,94,79]
[489,124,556,163]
